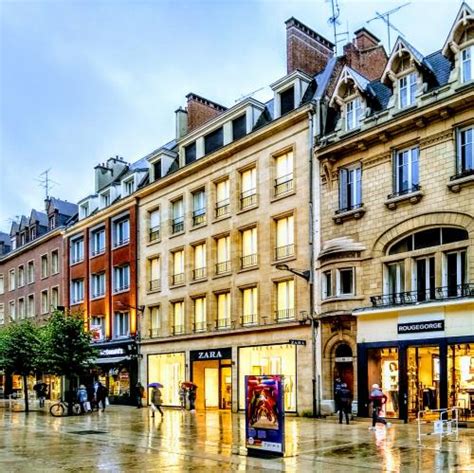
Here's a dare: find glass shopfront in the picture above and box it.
[97,366,131,402]
[148,352,185,406]
[238,344,296,412]
[448,343,474,420]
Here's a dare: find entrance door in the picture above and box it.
[407,346,440,420]
[334,344,354,395]
[204,368,219,408]
[220,366,231,409]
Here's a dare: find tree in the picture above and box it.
[0,320,41,413]
[40,310,98,414]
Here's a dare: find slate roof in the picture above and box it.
[0,232,10,245]
[30,209,48,227]
[49,197,78,217]
[424,50,453,87]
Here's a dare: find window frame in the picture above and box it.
[398,72,417,108]
[336,268,355,296]
[338,165,362,212]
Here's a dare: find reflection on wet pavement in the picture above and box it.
[0,406,473,472]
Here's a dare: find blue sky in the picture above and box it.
[0,0,463,232]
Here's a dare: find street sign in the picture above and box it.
[289,339,306,346]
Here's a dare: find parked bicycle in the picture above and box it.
[49,399,82,417]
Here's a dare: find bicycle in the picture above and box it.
[49,399,82,417]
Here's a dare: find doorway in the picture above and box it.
[192,359,232,410]
[334,344,354,396]
[204,368,219,408]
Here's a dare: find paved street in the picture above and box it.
[0,405,473,472]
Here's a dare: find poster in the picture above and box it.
[245,374,285,456]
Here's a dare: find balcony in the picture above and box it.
[192,209,206,226]
[193,267,207,280]
[172,325,185,336]
[171,217,184,234]
[274,308,295,322]
[216,318,231,330]
[241,254,257,269]
[149,225,161,242]
[274,174,294,196]
[370,283,474,308]
[216,261,231,275]
[275,244,295,260]
[171,273,185,286]
[193,321,207,333]
[241,314,257,326]
[240,189,257,209]
[215,199,230,218]
[148,279,161,292]
[149,328,161,338]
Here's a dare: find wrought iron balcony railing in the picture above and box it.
[274,174,294,196]
[274,308,295,322]
[148,279,161,291]
[193,321,207,333]
[370,283,474,308]
[241,314,257,326]
[171,217,184,234]
[149,225,161,242]
[216,318,231,330]
[240,189,257,209]
[149,328,161,338]
[216,261,231,274]
[241,254,257,269]
[171,273,185,286]
[275,244,295,260]
[215,199,230,218]
[193,267,207,280]
[387,184,421,200]
[192,209,206,226]
[172,325,185,336]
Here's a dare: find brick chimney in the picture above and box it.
[343,27,387,81]
[186,93,227,133]
[286,17,335,77]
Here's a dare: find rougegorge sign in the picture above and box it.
[397,320,445,334]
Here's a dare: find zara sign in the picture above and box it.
[190,348,232,362]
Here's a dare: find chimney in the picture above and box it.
[353,28,380,50]
[175,107,188,140]
[186,93,227,133]
[285,17,335,77]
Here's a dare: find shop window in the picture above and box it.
[448,344,474,421]
[238,344,296,411]
[148,353,185,406]
[337,268,354,296]
[322,270,332,299]
[113,312,129,339]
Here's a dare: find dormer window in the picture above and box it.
[29,227,36,240]
[153,160,162,180]
[80,202,89,219]
[204,127,223,155]
[49,215,56,230]
[346,97,362,131]
[123,178,134,196]
[185,142,196,165]
[100,191,110,208]
[461,46,473,83]
[280,86,295,116]
[232,115,247,141]
[399,72,417,108]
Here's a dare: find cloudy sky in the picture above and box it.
[0,0,463,232]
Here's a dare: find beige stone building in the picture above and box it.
[315,3,474,420]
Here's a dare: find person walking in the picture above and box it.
[95,381,108,412]
[178,383,186,410]
[150,386,164,418]
[77,385,89,414]
[369,383,391,430]
[34,382,47,408]
[337,383,352,425]
[334,376,343,414]
[188,386,197,412]
[136,382,145,409]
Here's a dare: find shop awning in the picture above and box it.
[95,356,130,365]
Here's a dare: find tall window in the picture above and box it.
[149,306,161,337]
[204,127,223,155]
[280,86,295,115]
[346,97,362,130]
[27,261,35,283]
[71,279,84,304]
[216,292,231,329]
[275,215,294,260]
[241,227,257,268]
[100,191,110,208]
[0,275,4,295]
[9,301,15,320]
[274,151,294,196]
[18,265,25,287]
[79,202,89,219]
[123,178,134,196]
[90,316,105,341]
[91,272,106,298]
[192,189,206,226]
[242,287,258,326]
[215,179,230,217]
[114,219,130,247]
[8,269,15,291]
[337,268,354,296]
[114,312,129,338]
[41,255,48,279]
[148,257,161,291]
[18,298,25,318]
[240,167,257,209]
[232,114,247,140]
[322,270,332,299]
[51,287,59,309]
[51,250,59,274]
[91,228,106,256]
[414,256,435,302]
[456,126,473,176]
[27,294,35,317]
[461,46,473,83]
[41,290,49,314]
[149,208,161,242]
[113,265,130,293]
[216,235,231,274]
[171,250,185,285]
[275,280,294,321]
[193,243,206,280]
[0,304,4,325]
[172,301,185,335]
[444,250,467,297]
[171,198,184,234]
[386,261,405,295]
[193,297,206,332]
[339,166,362,212]
[399,72,417,108]
[394,147,419,195]
[71,237,84,264]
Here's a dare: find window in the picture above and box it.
[444,250,467,297]
[414,256,436,302]
[192,189,206,226]
[51,250,59,274]
[215,179,230,217]
[100,191,110,208]
[241,227,257,268]
[27,294,35,317]
[216,235,231,274]
[114,312,129,338]
[20,232,26,246]
[240,167,257,209]
[79,202,89,219]
[30,227,36,240]
[10,237,17,250]
[193,297,206,332]
[91,228,106,256]
[337,268,354,295]
[216,292,231,329]
[149,306,161,338]
[0,275,4,294]
[456,126,473,177]
[171,198,184,234]
[71,279,84,303]
[49,214,56,230]
[322,270,332,299]
[171,250,184,285]
[149,209,161,241]
[280,86,295,115]
[232,114,247,140]
[51,287,59,309]
[91,272,106,298]
[242,287,258,326]
[9,301,15,320]
[113,265,130,293]
[274,151,294,196]
[275,280,294,321]
[90,316,105,341]
[275,215,294,260]
[153,160,162,180]
[185,142,196,165]
[338,166,362,212]
[394,147,419,195]
[149,257,161,291]
[41,290,49,314]
[18,298,25,319]
[346,97,362,130]
[71,237,84,264]
[0,304,4,325]
[172,301,185,335]
[204,127,223,155]
[18,265,25,287]
[386,261,405,295]
[27,261,35,284]
[399,72,417,108]
[114,219,130,247]
[8,269,15,291]
[461,45,473,83]
[123,178,134,196]
[193,243,206,280]
[41,255,48,279]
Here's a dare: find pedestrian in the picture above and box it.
[178,383,186,410]
[96,382,109,412]
[150,386,164,418]
[338,383,352,425]
[369,383,392,430]
[188,386,197,412]
[77,385,89,414]
[334,376,343,414]
[33,382,47,408]
[136,382,145,409]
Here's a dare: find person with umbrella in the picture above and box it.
[135,382,145,409]
[148,383,164,418]
[33,381,47,408]
[181,382,197,412]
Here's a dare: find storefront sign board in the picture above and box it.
[245,374,285,457]
[100,347,126,357]
[289,339,306,346]
[397,320,444,334]
[190,348,232,361]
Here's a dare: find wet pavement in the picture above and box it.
[0,405,473,472]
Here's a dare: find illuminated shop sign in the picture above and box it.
[190,348,232,361]
[397,320,445,334]
[100,347,126,357]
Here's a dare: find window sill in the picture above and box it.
[321,295,365,304]
[384,190,423,210]
[70,259,84,267]
[113,242,130,250]
[238,265,259,274]
[190,222,207,232]
[90,251,106,260]
[190,277,208,285]
[170,282,186,289]
[237,204,258,215]
[213,272,232,279]
[169,230,185,239]
[271,189,296,203]
[41,276,48,280]
[213,214,232,224]
[147,238,161,247]
[146,288,161,295]
[272,255,297,265]
[28,281,35,285]
[447,173,474,192]
[113,288,130,295]
[71,300,84,305]
[90,295,105,301]
[333,206,366,224]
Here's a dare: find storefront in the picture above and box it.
[147,352,185,406]
[238,343,297,412]
[357,305,474,422]
[190,348,232,410]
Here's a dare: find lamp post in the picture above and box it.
[276,263,319,417]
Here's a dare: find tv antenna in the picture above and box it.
[327,0,348,55]
[235,86,266,103]
[367,2,411,51]
[36,169,59,200]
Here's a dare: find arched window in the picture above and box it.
[335,344,352,358]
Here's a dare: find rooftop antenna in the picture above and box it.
[327,0,342,54]
[366,2,411,51]
[36,168,59,200]
[235,86,266,103]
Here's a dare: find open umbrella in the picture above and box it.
[181,381,197,389]
[148,382,163,388]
